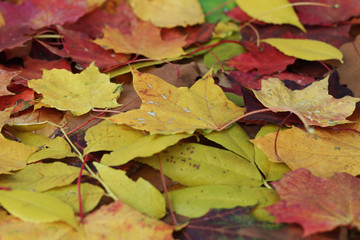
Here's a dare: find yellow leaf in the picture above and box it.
[0,108,12,129]
[0,12,5,28]
[168,185,279,219]
[262,38,343,62]
[236,0,305,31]
[93,22,186,59]
[28,62,121,116]
[253,76,360,129]
[139,143,263,186]
[12,132,76,163]
[0,189,78,229]
[46,183,104,214]
[0,162,85,192]
[0,199,173,239]
[109,68,245,134]
[128,0,204,28]
[94,162,166,218]
[0,138,37,174]
[251,126,360,178]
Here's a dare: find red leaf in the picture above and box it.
[289,0,360,26]
[0,25,34,52]
[266,168,360,236]
[226,42,296,75]
[0,88,35,112]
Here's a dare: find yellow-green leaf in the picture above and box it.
[94,162,166,219]
[262,38,343,63]
[0,137,37,174]
[0,162,84,192]
[0,189,78,229]
[46,183,104,214]
[28,62,121,116]
[128,0,204,28]
[236,0,305,31]
[139,143,263,186]
[12,132,76,163]
[168,185,279,219]
[109,68,245,134]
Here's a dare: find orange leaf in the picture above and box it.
[93,21,186,59]
[109,68,245,134]
[266,168,360,236]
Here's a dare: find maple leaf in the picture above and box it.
[93,21,186,59]
[0,66,20,96]
[253,76,360,129]
[109,68,245,134]
[226,42,296,75]
[28,62,121,116]
[128,0,205,28]
[266,168,360,236]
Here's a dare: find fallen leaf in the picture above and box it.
[128,0,204,28]
[28,62,122,116]
[0,88,35,113]
[0,189,78,229]
[138,143,263,186]
[235,0,305,31]
[94,162,166,219]
[46,183,104,214]
[289,0,360,25]
[253,76,360,128]
[0,162,84,192]
[0,137,37,174]
[262,38,344,63]
[198,0,237,23]
[266,168,360,236]
[109,68,245,134]
[0,108,13,129]
[168,185,278,219]
[0,25,33,52]
[226,42,296,75]
[93,22,186,59]
[0,67,19,96]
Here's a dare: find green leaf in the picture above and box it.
[168,185,278,219]
[139,143,263,186]
[46,183,104,214]
[0,162,86,192]
[236,0,305,31]
[198,0,237,23]
[0,189,78,229]
[94,162,166,219]
[262,38,343,63]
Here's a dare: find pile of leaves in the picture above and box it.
[1,0,360,239]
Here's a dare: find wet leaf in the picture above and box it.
[266,168,360,236]
[109,68,245,134]
[28,62,121,116]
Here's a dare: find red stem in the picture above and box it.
[194,42,225,72]
[0,186,11,191]
[157,153,178,226]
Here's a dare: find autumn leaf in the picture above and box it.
[139,143,263,186]
[251,125,360,177]
[0,189,79,229]
[128,0,205,28]
[235,0,305,31]
[94,162,166,219]
[266,168,360,236]
[253,76,360,129]
[109,68,245,134]
[262,38,344,63]
[93,21,186,59]
[28,62,121,116]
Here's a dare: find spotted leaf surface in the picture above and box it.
[253,76,360,128]
[109,68,245,134]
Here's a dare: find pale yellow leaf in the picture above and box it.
[262,38,343,63]
[94,162,166,218]
[0,189,78,229]
[128,0,204,28]
[28,62,121,116]
[236,0,305,31]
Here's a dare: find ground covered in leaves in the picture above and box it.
[1,0,360,239]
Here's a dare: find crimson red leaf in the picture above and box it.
[266,168,360,236]
[0,88,35,112]
[226,42,296,75]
